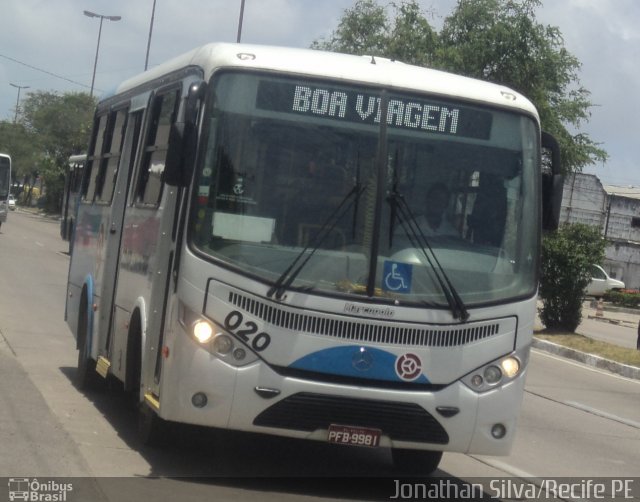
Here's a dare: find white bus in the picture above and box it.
[65,43,561,474]
[0,153,11,229]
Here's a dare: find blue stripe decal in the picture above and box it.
[289,346,429,384]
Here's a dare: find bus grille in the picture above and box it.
[228,291,503,348]
[253,392,449,444]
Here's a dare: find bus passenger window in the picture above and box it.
[84,114,108,201]
[98,108,128,203]
[136,89,179,206]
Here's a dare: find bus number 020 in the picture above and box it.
[224,310,271,352]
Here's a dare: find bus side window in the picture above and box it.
[97,108,128,203]
[135,89,180,206]
[71,161,84,193]
[83,114,108,201]
[83,109,128,203]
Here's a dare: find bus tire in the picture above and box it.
[76,293,102,391]
[391,448,442,476]
[68,221,74,255]
[138,401,168,447]
[127,313,168,447]
[125,313,143,410]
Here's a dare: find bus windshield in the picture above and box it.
[190,72,539,308]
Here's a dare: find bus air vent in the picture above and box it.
[228,292,505,348]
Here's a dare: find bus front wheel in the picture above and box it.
[138,401,168,447]
[391,448,442,476]
[76,296,102,390]
[127,316,168,447]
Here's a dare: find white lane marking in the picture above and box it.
[564,400,640,429]
[35,241,44,247]
[468,456,538,478]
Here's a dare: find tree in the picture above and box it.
[1,91,95,211]
[311,0,389,56]
[0,121,41,183]
[312,0,438,67]
[439,0,606,173]
[539,224,605,332]
[21,91,95,167]
[312,0,607,174]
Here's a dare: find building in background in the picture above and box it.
[560,173,640,289]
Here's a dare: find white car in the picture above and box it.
[8,194,15,210]
[586,264,625,297]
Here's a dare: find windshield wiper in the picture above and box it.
[267,183,367,300]
[387,190,469,322]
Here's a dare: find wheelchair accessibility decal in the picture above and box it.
[383,261,413,293]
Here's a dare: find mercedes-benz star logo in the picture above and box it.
[352,347,373,371]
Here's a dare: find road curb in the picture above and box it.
[16,207,60,221]
[532,337,640,380]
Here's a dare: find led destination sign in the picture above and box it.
[256,80,493,139]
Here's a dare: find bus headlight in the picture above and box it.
[193,320,215,343]
[500,356,520,378]
[179,303,259,367]
[213,334,233,354]
[462,348,528,393]
[484,365,502,384]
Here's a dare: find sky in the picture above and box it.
[0,0,638,186]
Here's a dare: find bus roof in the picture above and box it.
[107,43,538,120]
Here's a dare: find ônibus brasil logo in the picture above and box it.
[8,478,73,502]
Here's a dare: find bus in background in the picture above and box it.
[0,154,11,230]
[65,43,562,475]
[60,154,86,252]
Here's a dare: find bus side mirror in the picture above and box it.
[165,80,207,187]
[541,131,563,231]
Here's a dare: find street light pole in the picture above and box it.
[145,0,157,71]
[237,0,246,43]
[84,10,122,97]
[9,83,30,123]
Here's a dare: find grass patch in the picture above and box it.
[535,332,640,367]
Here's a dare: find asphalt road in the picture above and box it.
[577,308,639,349]
[1,210,638,501]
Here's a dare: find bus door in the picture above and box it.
[92,105,136,360]
[111,85,185,394]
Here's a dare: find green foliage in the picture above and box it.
[603,290,640,309]
[21,91,95,167]
[311,0,388,55]
[0,122,41,182]
[386,2,438,67]
[312,0,607,174]
[312,0,438,66]
[0,90,95,211]
[539,224,606,331]
[439,0,606,173]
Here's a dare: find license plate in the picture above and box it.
[327,424,381,448]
